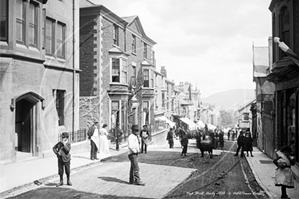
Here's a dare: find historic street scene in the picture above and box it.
[0,0,298,198]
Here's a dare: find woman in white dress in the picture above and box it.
[99,124,109,154]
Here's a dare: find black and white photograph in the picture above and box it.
[0,0,299,198]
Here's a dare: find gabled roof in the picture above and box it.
[122,15,157,46]
[80,5,127,28]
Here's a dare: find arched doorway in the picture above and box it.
[15,92,43,156]
[15,99,34,153]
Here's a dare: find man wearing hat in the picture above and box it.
[87,120,99,160]
[128,124,145,186]
[53,132,72,187]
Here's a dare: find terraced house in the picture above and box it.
[0,0,80,162]
[79,4,157,141]
[267,0,299,161]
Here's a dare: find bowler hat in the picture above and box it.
[61,132,69,138]
[131,124,139,131]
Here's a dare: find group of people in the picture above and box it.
[233,128,254,157]
[227,128,237,141]
[87,120,110,160]
[52,123,296,198]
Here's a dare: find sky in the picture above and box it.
[90,0,272,98]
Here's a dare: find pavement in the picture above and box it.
[246,147,299,199]
[0,138,299,199]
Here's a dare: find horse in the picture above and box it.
[196,134,214,158]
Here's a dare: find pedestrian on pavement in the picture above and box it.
[99,123,109,154]
[52,132,72,187]
[128,124,145,186]
[180,129,189,157]
[227,129,231,141]
[218,130,224,150]
[140,125,150,153]
[244,129,254,157]
[233,130,245,157]
[114,122,123,151]
[214,129,219,149]
[87,120,99,160]
[231,129,236,141]
[166,128,174,148]
[274,145,296,199]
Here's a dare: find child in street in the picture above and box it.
[274,145,295,199]
[53,132,72,187]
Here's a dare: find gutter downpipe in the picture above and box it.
[72,0,75,133]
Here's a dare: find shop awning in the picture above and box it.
[207,123,217,130]
[155,116,175,128]
[196,120,205,129]
[179,117,197,130]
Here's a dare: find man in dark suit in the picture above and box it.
[87,120,98,160]
[114,122,123,151]
[53,132,72,187]
[233,130,245,157]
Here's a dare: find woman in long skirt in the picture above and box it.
[99,124,109,154]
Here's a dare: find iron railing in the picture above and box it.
[58,128,87,143]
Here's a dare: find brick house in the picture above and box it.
[79,5,156,141]
[0,0,80,162]
[267,0,299,160]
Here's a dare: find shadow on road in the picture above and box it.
[44,182,57,186]
[98,176,129,185]
[7,187,153,199]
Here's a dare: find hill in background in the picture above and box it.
[201,89,255,110]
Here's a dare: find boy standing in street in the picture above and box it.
[128,124,145,186]
[140,125,149,153]
[53,132,72,187]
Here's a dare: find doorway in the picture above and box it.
[15,99,35,153]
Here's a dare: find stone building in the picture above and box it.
[0,0,80,162]
[267,0,299,160]
[252,41,276,157]
[79,5,156,141]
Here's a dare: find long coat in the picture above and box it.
[243,136,253,152]
[274,151,294,188]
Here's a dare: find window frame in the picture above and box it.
[28,1,38,47]
[16,0,26,44]
[113,24,119,46]
[143,42,147,59]
[122,58,127,84]
[56,89,65,126]
[132,34,136,54]
[0,0,8,42]
[56,21,66,59]
[143,69,149,87]
[112,58,120,83]
[45,17,55,56]
[279,6,290,60]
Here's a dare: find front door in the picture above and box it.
[15,99,34,153]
